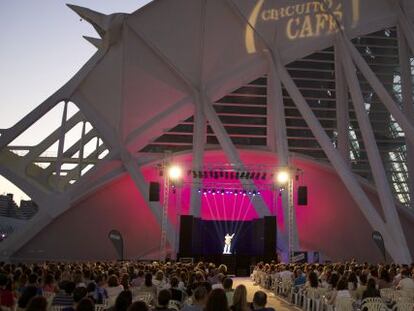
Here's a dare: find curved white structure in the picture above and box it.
[1,0,414,262]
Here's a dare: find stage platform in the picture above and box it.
[178,254,275,276]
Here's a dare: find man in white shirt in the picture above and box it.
[397,269,414,290]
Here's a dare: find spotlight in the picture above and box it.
[276,169,290,185]
[216,189,220,194]
[221,189,225,195]
[168,165,183,180]
[212,189,216,195]
[261,172,267,180]
[198,189,201,193]
[252,191,257,196]
[243,190,247,196]
[208,189,212,194]
[257,191,261,195]
[248,191,252,195]
[203,189,207,195]
[235,172,240,179]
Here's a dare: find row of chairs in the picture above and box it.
[255,271,414,311]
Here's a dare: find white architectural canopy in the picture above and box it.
[1,0,414,262]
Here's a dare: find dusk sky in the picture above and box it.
[0,1,152,202]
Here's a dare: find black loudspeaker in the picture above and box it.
[149,182,160,202]
[179,215,194,256]
[263,216,277,259]
[297,186,308,205]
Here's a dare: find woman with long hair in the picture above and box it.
[362,278,380,300]
[205,288,229,311]
[230,285,249,311]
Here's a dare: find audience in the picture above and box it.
[76,298,95,311]
[251,291,274,311]
[128,301,149,311]
[26,296,48,311]
[397,268,414,290]
[204,288,229,311]
[362,278,380,300]
[181,286,207,311]
[230,285,248,311]
[152,289,172,311]
[223,278,234,305]
[0,259,412,311]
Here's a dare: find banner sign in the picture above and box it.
[292,251,307,263]
[372,231,386,262]
[108,229,124,260]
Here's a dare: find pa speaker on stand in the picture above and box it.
[297,186,307,206]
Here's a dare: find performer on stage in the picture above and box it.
[223,233,235,254]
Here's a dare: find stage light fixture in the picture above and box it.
[252,191,257,196]
[208,189,212,194]
[248,191,252,195]
[198,189,201,193]
[168,165,183,180]
[203,189,207,195]
[235,172,240,179]
[276,169,290,185]
[221,189,225,195]
[242,190,247,196]
[257,190,261,195]
[261,172,267,180]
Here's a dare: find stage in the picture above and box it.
[178,215,278,276]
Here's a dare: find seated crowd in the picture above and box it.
[251,260,414,308]
[0,261,274,311]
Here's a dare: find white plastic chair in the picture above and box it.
[393,301,414,311]
[362,301,387,311]
[51,306,66,311]
[95,304,106,311]
[335,297,355,311]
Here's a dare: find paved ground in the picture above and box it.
[232,277,297,311]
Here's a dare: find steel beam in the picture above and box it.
[272,50,405,262]
[398,26,414,207]
[339,37,411,263]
